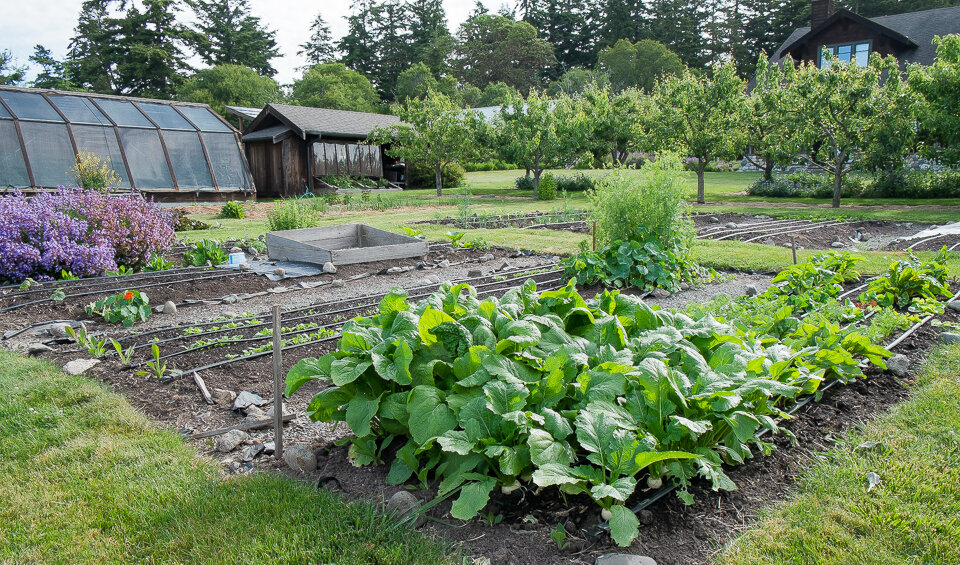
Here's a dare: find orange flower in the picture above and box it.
[124,291,133,300]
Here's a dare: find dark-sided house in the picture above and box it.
[0,86,254,200]
[240,104,405,198]
[773,1,960,68]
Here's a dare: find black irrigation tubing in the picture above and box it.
[741,221,866,244]
[0,265,211,293]
[165,277,572,380]
[697,218,812,237]
[713,220,847,242]
[520,221,590,230]
[150,271,567,362]
[586,288,959,540]
[0,271,240,313]
[0,266,219,302]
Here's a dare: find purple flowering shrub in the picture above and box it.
[0,188,175,282]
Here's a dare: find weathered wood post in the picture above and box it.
[272,305,283,459]
[791,235,798,265]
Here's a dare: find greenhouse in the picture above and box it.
[0,86,254,198]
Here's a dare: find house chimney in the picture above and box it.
[811,0,835,28]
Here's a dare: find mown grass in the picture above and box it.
[716,343,960,565]
[0,350,457,564]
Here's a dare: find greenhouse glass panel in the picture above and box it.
[0,103,10,119]
[0,120,30,187]
[96,99,153,127]
[19,121,75,187]
[139,103,195,130]
[49,96,110,124]
[202,132,249,188]
[71,125,131,188]
[0,91,62,121]
[163,130,213,189]
[178,106,232,132]
[118,128,174,188]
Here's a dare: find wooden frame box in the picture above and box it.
[265,224,429,266]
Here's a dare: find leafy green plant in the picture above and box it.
[65,323,107,358]
[444,231,466,248]
[537,172,557,200]
[463,237,489,250]
[19,278,38,290]
[85,290,151,327]
[859,248,951,313]
[403,226,426,240]
[218,200,245,219]
[59,270,79,280]
[184,240,228,267]
[562,236,704,292]
[480,511,503,527]
[268,199,319,231]
[51,288,66,302]
[86,335,108,358]
[550,523,570,550]
[144,253,174,272]
[111,339,136,365]
[138,344,168,378]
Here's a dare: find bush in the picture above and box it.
[406,161,465,189]
[589,153,693,248]
[184,239,228,267]
[69,151,122,191]
[0,189,174,282]
[218,200,245,219]
[267,199,319,231]
[463,159,517,172]
[555,172,596,192]
[537,173,557,200]
[862,171,960,198]
[748,172,865,198]
[515,176,535,191]
[170,209,210,231]
[562,236,702,291]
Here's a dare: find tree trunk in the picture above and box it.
[832,166,842,209]
[763,155,774,182]
[532,168,542,201]
[435,166,442,197]
[697,161,706,205]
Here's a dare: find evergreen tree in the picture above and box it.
[29,46,75,90]
[644,0,707,68]
[187,0,280,77]
[338,0,379,79]
[299,13,336,67]
[368,0,413,100]
[454,13,556,91]
[597,0,646,51]
[839,0,960,17]
[524,0,595,74]
[0,51,26,86]
[66,0,116,93]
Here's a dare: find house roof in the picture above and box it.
[772,5,960,66]
[244,103,401,140]
[224,105,262,120]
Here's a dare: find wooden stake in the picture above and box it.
[192,371,214,405]
[791,235,798,265]
[272,305,284,459]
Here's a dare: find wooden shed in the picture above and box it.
[239,104,406,198]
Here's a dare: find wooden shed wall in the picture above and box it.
[245,137,309,198]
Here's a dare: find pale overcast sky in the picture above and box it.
[0,0,504,86]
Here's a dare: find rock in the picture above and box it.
[679,282,690,291]
[50,322,73,339]
[238,263,252,271]
[744,284,759,297]
[725,222,738,229]
[230,246,243,254]
[232,390,266,410]
[595,555,658,565]
[763,238,776,246]
[639,509,654,525]
[831,242,845,248]
[415,261,426,270]
[241,443,265,461]
[385,491,426,527]
[498,262,513,271]
[467,269,482,278]
[438,259,451,268]
[860,232,871,242]
[221,294,239,305]
[709,216,720,223]
[887,354,910,377]
[947,301,960,312]
[204,260,213,267]
[162,300,177,315]
[243,405,267,421]
[273,267,285,277]
[212,388,237,407]
[284,444,318,473]
[228,461,254,475]
[27,342,53,356]
[479,253,495,262]
[246,246,260,257]
[522,249,536,256]
[214,429,250,453]
[265,403,292,419]
[63,358,100,375]
[650,288,672,299]
[939,332,960,345]
[386,266,403,274]
[331,279,345,288]
[321,261,337,274]
[401,265,414,272]
[263,441,275,455]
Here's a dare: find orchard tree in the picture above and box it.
[292,62,381,112]
[577,84,650,165]
[909,34,960,167]
[369,90,484,196]
[178,64,279,126]
[789,54,902,208]
[597,39,684,92]
[188,0,281,76]
[744,53,797,181]
[650,63,747,204]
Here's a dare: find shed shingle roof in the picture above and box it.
[245,103,401,140]
[772,5,960,66]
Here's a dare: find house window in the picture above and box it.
[820,41,871,67]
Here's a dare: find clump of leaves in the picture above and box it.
[859,248,951,313]
[138,344,168,378]
[111,339,136,365]
[184,239,228,267]
[561,236,704,292]
[85,290,150,327]
[144,253,174,272]
[218,200,246,219]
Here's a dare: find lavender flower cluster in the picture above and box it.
[0,188,175,282]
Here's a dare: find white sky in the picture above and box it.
[0,0,504,86]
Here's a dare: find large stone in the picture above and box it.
[595,555,658,565]
[831,242,845,248]
[232,390,266,411]
[650,288,672,299]
[265,403,292,418]
[708,216,720,223]
[50,323,73,339]
[479,254,495,262]
[238,263,252,271]
[214,429,250,453]
[386,267,403,274]
[744,284,759,297]
[63,358,100,375]
[438,259,451,269]
[221,294,239,305]
[230,246,243,254]
[247,246,260,257]
[331,279,345,288]
[940,332,960,345]
[162,300,177,315]
[212,388,237,407]
[241,443,265,461]
[242,405,267,421]
[283,444,318,473]
[860,232,871,242]
[385,491,426,527]
[725,222,738,229]
[27,342,54,356]
[887,354,910,377]
[467,269,482,278]
[273,267,286,277]
[947,301,960,313]
[322,262,337,274]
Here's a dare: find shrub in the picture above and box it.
[589,153,693,248]
[406,161,465,189]
[69,151,122,191]
[184,239,228,267]
[462,159,517,172]
[562,236,703,291]
[537,173,557,200]
[555,172,596,192]
[748,172,865,198]
[514,175,535,191]
[170,209,210,231]
[862,171,960,199]
[218,200,245,219]
[0,189,174,282]
[85,290,151,327]
[267,199,319,231]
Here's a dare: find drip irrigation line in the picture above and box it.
[697,218,812,238]
[838,282,870,301]
[741,221,865,244]
[0,265,210,293]
[586,289,957,539]
[949,241,960,252]
[0,266,220,302]
[906,233,952,251]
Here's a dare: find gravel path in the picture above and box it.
[644,273,775,311]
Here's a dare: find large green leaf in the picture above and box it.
[286,354,332,396]
[450,477,497,520]
[590,477,636,502]
[608,505,640,547]
[484,379,530,415]
[528,428,574,467]
[418,306,456,345]
[345,391,382,438]
[437,429,475,456]
[330,356,372,386]
[406,385,457,446]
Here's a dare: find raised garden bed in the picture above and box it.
[266,224,429,266]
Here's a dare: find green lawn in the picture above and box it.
[716,343,960,565]
[0,350,457,564]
